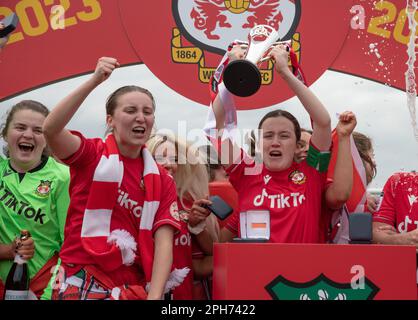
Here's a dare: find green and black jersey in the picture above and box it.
[0,156,70,280]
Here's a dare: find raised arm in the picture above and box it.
[211,46,246,168]
[270,45,331,151]
[43,57,120,159]
[326,111,357,209]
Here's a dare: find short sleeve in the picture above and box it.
[226,149,259,192]
[152,170,182,233]
[60,131,101,168]
[373,176,395,226]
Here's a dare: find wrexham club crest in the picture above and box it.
[172,0,301,55]
[118,0,353,109]
[35,180,52,197]
[265,274,380,300]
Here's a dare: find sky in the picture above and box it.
[0,63,416,190]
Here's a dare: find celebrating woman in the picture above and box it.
[43,57,183,300]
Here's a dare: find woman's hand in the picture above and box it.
[188,198,212,227]
[336,111,357,137]
[269,44,291,76]
[15,237,35,260]
[91,57,120,85]
[227,45,247,62]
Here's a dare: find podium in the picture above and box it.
[213,243,417,300]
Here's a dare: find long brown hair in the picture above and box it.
[353,131,376,184]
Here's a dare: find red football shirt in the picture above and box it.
[373,172,418,232]
[226,148,328,243]
[59,131,180,286]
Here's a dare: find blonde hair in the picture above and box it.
[147,133,209,209]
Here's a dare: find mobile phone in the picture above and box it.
[0,13,19,38]
[204,195,233,220]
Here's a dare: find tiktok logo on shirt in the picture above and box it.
[117,189,143,218]
[174,233,191,247]
[398,215,418,233]
[253,188,306,209]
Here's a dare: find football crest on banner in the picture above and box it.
[171,0,302,84]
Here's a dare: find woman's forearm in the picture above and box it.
[147,225,174,300]
[43,78,98,136]
[279,68,331,129]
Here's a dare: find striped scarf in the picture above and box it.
[80,134,160,284]
[327,131,367,243]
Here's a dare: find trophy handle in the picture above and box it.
[259,40,292,63]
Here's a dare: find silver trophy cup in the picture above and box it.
[223,25,279,97]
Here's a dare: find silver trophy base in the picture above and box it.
[223,60,262,97]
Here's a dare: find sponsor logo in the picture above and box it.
[398,215,418,233]
[35,180,52,197]
[407,194,417,206]
[265,274,379,300]
[253,188,305,208]
[174,232,192,247]
[117,190,143,218]
[0,182,46,225]
[263,174,272,185]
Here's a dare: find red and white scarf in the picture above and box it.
[80,134,188,294]
[327,131,368,243]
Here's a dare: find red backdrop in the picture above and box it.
[0,0,142,101]
[0,0,416,108]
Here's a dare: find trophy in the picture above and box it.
[0,13,19,38]
[223,25,279,97]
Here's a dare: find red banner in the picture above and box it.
[331,0,418,91]
[119,0,354,110]
[0,1,416,109]
[0,0,142,101]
